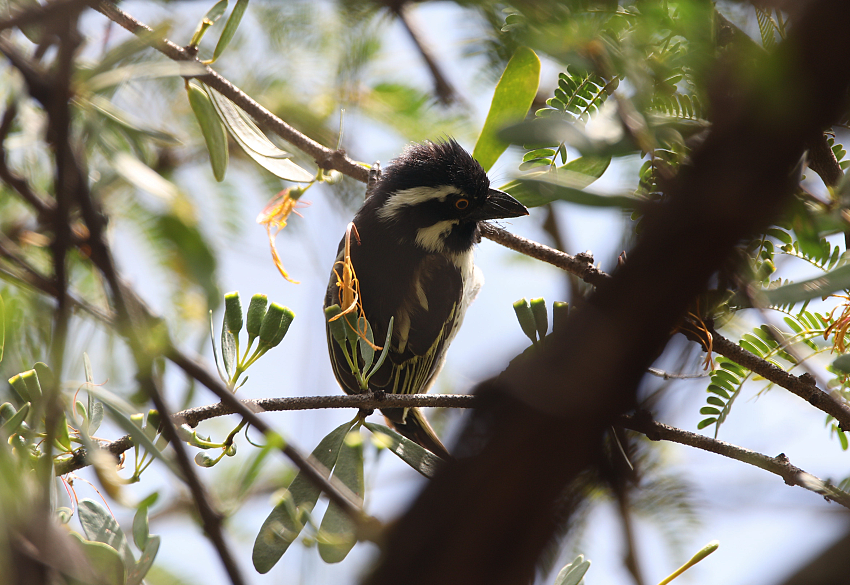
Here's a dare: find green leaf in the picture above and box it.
[207,87,314,182]
[0,402,30,435]
[500,118,636,158]
[318,432,364,563]
[561,155,611,188]
[190,0,229,47]
[473,47,541,172]
[503,173,640,209]
[697,418,717,430]
[761,264,850,307]
[78,499,135,569]
[363,422,441,478]
[69,533,125,585]
[252,420,352,573]
[213,0,249,61]
[127,535,160,585]
[187,80,229,182]
[833,354,850,374]
[700,406,721,415]
[366,317,394,381]
[221,329,236,379]
[132,504,151,550]
[359,319,375,373]
[56,411,73,452]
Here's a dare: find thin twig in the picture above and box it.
[621,411,850,510]
[87,0,370,182]
[392,2,462,106]
[55,393,478,475]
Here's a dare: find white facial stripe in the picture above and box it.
[415,220,458,253]
[377,185,460,222]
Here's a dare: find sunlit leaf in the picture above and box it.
[473,47,541,172]
[85,62,207,93]
[502,172,640,209]
[207,86,314,182]
[363,422,441,478]
[78,499,136,569]
[187,80,229,182]
[760,264,850,307]
[252,420,352,573]
[213,0,250,61]
[318,431,364,563]
[112,152,180,200]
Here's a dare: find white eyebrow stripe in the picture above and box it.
[377,185,459,221]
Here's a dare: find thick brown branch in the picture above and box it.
[621,412,850,510]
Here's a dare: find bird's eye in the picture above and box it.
[455,198,469,210]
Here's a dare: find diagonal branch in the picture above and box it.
[87,0,370,182]
[621,411,850,510]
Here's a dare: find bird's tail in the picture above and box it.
[382,407,452,461]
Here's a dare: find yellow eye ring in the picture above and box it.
[455,198,469,210]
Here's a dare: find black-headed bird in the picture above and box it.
[324,139,528,460]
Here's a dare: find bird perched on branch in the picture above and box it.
[324,139,528,460]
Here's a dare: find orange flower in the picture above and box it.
[257,188,308,284]
[329,222,381,351]
[824,295,850,353]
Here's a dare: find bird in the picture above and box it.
[324,139,528,460]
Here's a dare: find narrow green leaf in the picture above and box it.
[132,504,151,550]
[221,329,236,379]
[126,535,160,585]
[700,406,721,415]
[363,422,441,478]
[762,264,850,307]
[706,385,730,399]
[0,402,30,434]
[522,148,557,162]
[318,432,364,563]
[366,317,394,381]
[56,411,73,452]
[252,420,352,573]
[207,87,314,182]
[472,46,541,172]
[190,0,228,47]
[504,173,640,209]
[359,320,375,373]
[187,80,229,182]
[706,396,725,407]
[213,0,249,61]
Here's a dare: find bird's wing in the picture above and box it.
[366,253,463,397]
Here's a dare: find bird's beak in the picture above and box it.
[468,188,529,221]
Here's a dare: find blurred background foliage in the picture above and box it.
[1,1,849,584]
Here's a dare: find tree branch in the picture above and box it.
[621,411,850,510]
[55,393,478,475]
[87,0,370,182]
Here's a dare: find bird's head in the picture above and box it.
[362,139,528,255]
